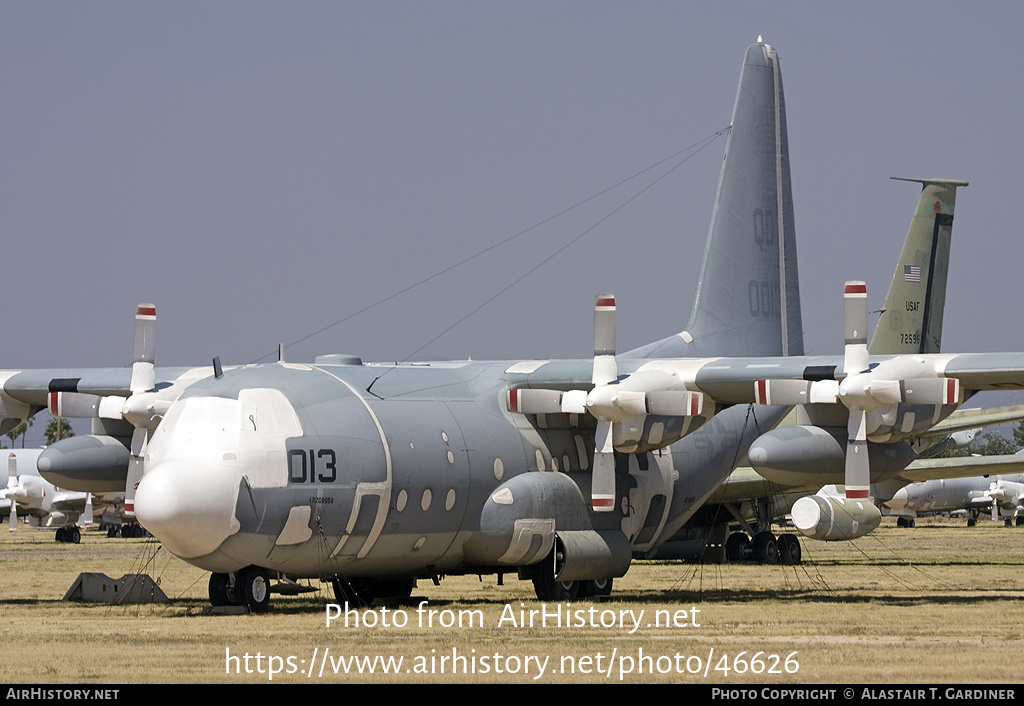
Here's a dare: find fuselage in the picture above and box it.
[886,474,1024,515]
[132,357,789,579]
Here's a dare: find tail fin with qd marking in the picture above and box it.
[627,40,802,359]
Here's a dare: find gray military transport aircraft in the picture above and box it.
[885,472,1024,527]
[1,449,90,541]
[6,41,1024,612]
[1,449,136,541]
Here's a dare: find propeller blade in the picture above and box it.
[124,427,148,517]
[845,408,870,500]
[133,304,156,365]
[843,282,869,375]
[755,379,840,406]
[755,379,810,406]
[592,295,616,386]
[901,377,960,405]
[560,390,588,415]
[646,390,704,416]
[612,390,646,418]
[590,294,617,512]
[78,493,93,529]
[48,391,126,419]
[130,304,157,394]
[506,389,564,415]
[866,379,901,405]
[592,421,615,512]
[7,454,17,535]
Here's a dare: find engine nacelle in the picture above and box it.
[748,425,916,487]
[463,471,592,567]
[37,435,131,492]
[791,494,881,541]
[44,512,71,527]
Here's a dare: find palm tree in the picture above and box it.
[44,417,75,445]
[3,417,33,448]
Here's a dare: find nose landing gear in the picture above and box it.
[209,566,271,612]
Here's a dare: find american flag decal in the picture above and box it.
[903,265,921,282]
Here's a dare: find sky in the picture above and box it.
[4,2,1024,444]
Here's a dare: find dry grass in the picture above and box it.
[2,517,1023,684]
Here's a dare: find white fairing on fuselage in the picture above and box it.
[136,395,245,558]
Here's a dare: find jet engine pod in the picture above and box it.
[748,425,916,487]
[791,494,881,541]
[37,435,131,492]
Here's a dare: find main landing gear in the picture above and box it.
[724,530,802,565]
[525,543,615,601]
[330,576,415,607]
[55,526,81,543]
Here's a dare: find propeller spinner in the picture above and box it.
[757,281,960,540]
[507,295,705,512]
[757,282,960,502]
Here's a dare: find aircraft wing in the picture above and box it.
[897,454,1024,483]
[917,404,1024,437]
[0,366,205,415]
[704,467,802,505]
[1,368,133,428]
[704,455,1024,504]
[679,352,1024,404]
[938,353,1024,390]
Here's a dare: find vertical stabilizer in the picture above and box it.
[869,178,968,355]
[628,40,802,359]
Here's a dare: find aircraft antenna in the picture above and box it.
[252,127,730,364]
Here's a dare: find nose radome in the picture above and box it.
[134,459,241,559]
[884,487,909,511]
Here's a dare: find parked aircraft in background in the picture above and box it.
[2,449,94,542]
[884,471,1024,527]
[1,448,142,541]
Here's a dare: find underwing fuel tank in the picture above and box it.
[791,494,881,541]
[37,435,131,492]
[747,425,916,487]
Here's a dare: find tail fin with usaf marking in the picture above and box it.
[869,178,968,355]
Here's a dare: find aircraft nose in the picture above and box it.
[134,459,241,559]
[884,487,908,511]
